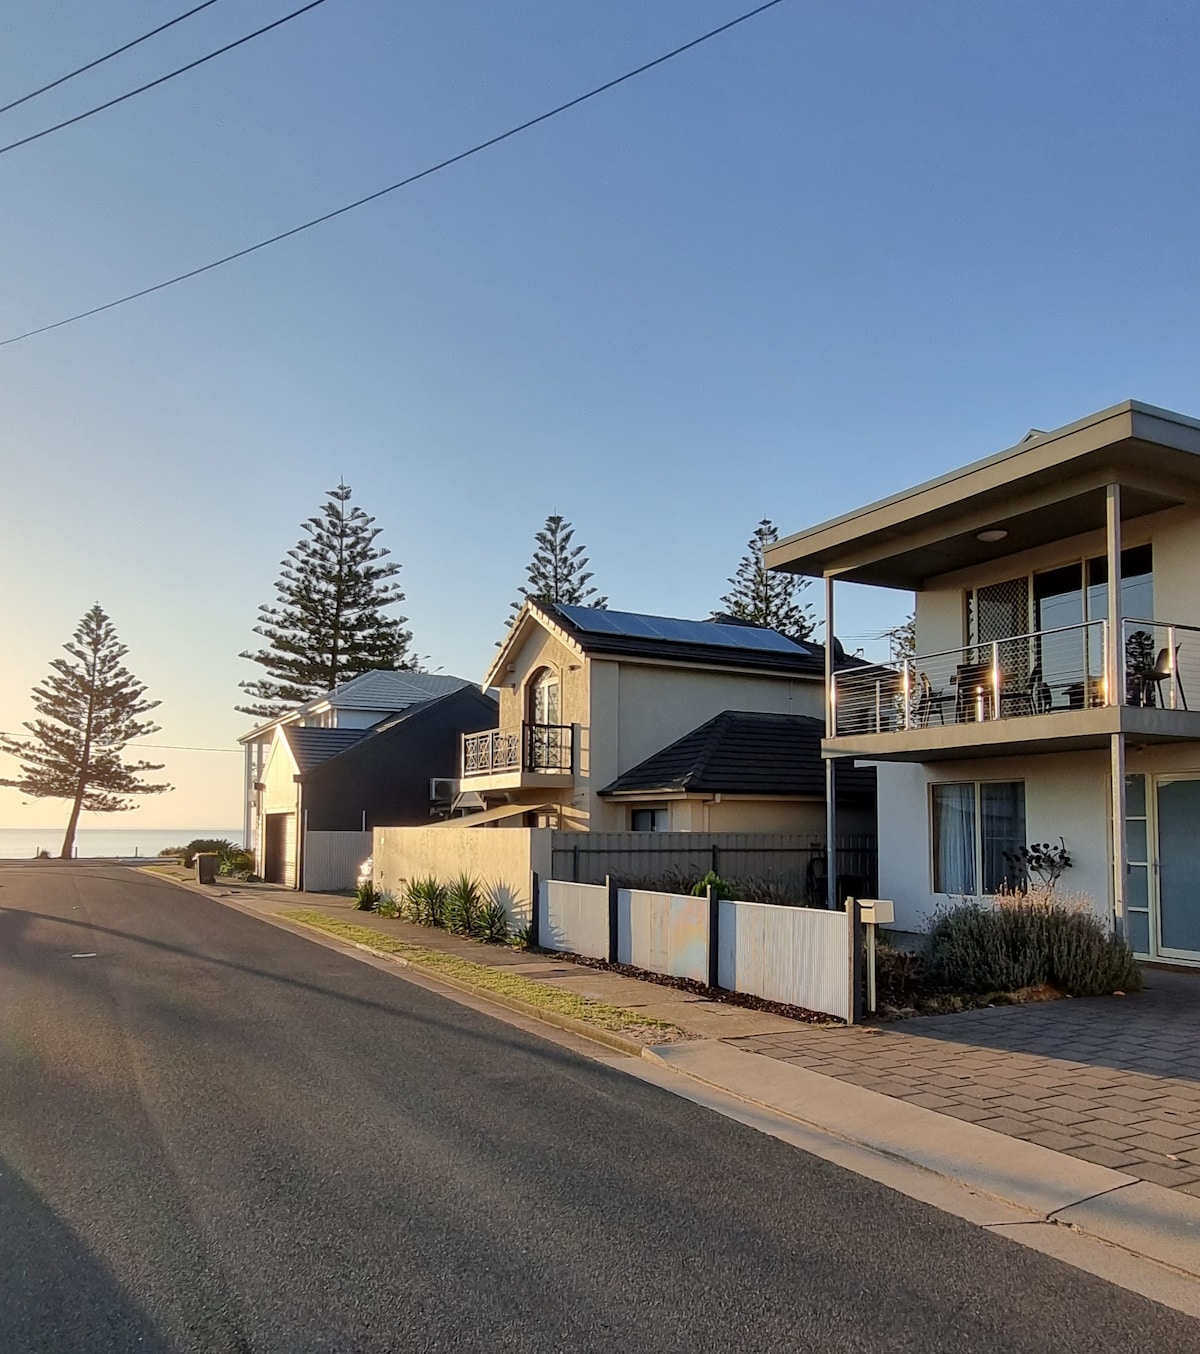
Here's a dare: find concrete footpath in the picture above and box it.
[149,867,1200,1301]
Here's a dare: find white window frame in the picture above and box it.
[930,778,1026,896]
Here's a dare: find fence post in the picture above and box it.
[572,840,581,883]
[530,870,540,948]
[847,898,863,1025]
[606,874,619,964]
[707,884,720,989]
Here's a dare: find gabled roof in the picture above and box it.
[283,687,498,779]
[483,600,841,686]
[282,725,365,773]
[240,670,474,742]
[599,711,876,800]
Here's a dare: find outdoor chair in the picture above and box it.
[914,671,952,727]
[1140,646,1188,710]
[1026,663,1052,715]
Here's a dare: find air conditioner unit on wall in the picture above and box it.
[430,777,458,803]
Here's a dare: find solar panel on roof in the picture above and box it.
[555,605,812,654]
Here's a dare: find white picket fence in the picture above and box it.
[537,879,853,1021]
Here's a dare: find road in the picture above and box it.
[1,862,1196,1353]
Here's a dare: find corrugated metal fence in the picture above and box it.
[536,879,853,1021]
[303,831,372,892]
[549,831,876,905]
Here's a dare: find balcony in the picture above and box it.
[462,722,574,788]
[828,619,1200,762]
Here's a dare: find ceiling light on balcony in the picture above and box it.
[976,528,1008,543]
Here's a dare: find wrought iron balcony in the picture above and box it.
[462,722,574,776]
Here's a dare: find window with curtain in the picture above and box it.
[932,781,1025,894]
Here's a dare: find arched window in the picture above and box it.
[528,667,561,727]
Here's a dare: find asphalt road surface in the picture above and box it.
[2,862,1197,1353]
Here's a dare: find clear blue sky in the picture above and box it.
[2,0,1198,827]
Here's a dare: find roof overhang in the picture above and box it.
[437,801,559,827]
[766,401,1200,590]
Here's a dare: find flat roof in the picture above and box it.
[766,400,1200,589]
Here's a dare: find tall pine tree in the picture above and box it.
[715,518,814,638]
[0,604,170,859]
[239,483,415,719]
[510,514,608,621]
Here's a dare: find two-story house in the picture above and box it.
[239,670,494,887]
[458,600,875,836]
[768,400,1200,966]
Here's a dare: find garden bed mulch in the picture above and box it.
[539,949,842,1026]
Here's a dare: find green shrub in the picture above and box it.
[404,876,448,928]
[477,887,511,944]
[354,880,379,911]
[509,921,535,950]
[446,874,483,936]
[219,848,254,878]
[689,870,735,901]
[926,896,1141,997]
[374,891,399,919]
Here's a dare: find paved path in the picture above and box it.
[4,861,1199,1351]
[735,971,1200,1193]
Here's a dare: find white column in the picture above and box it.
[1105,483,1122,706]
[825,573,837,910]
[1111,732,1127,940]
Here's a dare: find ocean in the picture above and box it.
[0,828,244,860]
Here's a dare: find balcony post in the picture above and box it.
[824,573,837,910]
[1105,483,1122,706]
[991,641,1001,720]
[1168,625,1179,710]
[903,659,912,730]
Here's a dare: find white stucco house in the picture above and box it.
[768,400,1200,966]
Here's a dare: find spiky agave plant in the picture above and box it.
[477,884,511,944]
[446,873,483,936]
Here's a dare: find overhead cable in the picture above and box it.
[0,0,225,116]
[1,0,788,347]
[0,0,331,158]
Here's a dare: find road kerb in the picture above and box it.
[643,1040,1200,1283]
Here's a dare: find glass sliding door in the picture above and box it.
[1155,777,1200,961]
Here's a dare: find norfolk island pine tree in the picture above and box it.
[0,604,171,859]
[510,514,608,623]
[238,482,417,721]
[714,518,814,639]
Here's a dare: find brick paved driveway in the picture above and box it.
[732,968,1200,1194]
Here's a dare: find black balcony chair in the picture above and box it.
[1138,647,1188,710]
[914,671,953,727]
[1026,663,1052,715]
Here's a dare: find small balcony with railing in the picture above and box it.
[828,619,1200,761]
[461,722,575,789]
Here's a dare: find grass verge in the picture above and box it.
[281,910,684,1039]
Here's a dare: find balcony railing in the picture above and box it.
[462,722,574,776]
[831,618,1198,737]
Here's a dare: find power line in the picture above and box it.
[0,0,331,158]
[1,0,788,347]
[0,0,225,117]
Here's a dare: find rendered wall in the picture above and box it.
[373,825,551,922]
[875,750,1112,933]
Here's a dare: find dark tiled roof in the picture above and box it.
[282,726,366,772]
[544,603,846,678]
[599,711,876,800]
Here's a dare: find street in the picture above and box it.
[1,863,1196,1353]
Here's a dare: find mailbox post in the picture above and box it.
[855,899,895,1014]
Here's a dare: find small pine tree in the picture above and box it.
[0,605,171,859]
[511,514,607,621]
[239,482,415,719]
[715,519,814,638]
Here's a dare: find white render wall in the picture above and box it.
[875,749,1112,934]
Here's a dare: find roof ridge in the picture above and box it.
[682,710,734,788]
